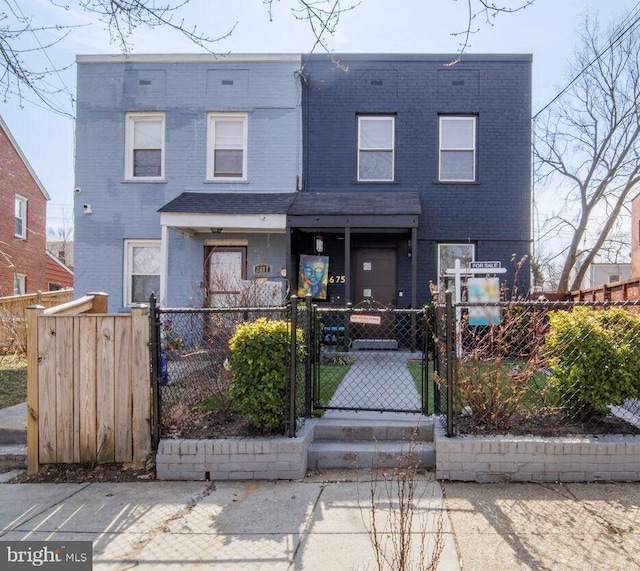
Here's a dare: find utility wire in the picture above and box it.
[533,2,640,119]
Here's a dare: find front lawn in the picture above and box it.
[407,359,436,415]
[0,358,27,408]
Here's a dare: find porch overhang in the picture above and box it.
[158,192,295,234]
[287,192,421,229]
[160,212,287,234]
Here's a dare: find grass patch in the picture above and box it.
[408,359,436,415]
[317,363,351,408]
[0,358,27,409]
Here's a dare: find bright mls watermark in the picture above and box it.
[0,542,92,570]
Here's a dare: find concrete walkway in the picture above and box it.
[2,473,640,570]
[328,350,422,411]
[0,472,459,571]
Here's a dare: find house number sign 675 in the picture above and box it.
[329,275,346,284]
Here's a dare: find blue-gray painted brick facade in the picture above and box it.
[74,55,302,309]
[302,54,532,300]
[74,53,532,308]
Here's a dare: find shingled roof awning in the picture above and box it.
[159,192,296,234]
[287,192,421,229]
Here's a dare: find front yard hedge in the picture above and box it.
[228,318,304,434]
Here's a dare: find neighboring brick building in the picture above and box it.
[0,115,50,296]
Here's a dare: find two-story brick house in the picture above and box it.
[0,115,51,296]
[74,53,531,309]
[292,54,532,308]
[74,54,302,309]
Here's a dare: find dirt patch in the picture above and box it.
[8,461,156,484]
[161,411,263,440]
[455,412,640,437]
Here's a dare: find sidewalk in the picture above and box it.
[0,471,458,571]
[1,471,640,570]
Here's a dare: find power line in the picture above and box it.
[533,2,640,119]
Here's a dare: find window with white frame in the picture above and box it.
[439,116,476,182]
[124,240,161,305]
[13,274,26,295]
[125,113,165,179]
[207,113,248,180]
[437,243,475,292]
[358,116,395,181]
[15,195,27,239]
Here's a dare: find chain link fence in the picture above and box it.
[311,305,430,413]
[435,297,640,437]
[151,301,306,441]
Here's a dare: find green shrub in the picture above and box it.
[544,307,640,417]
[228,318,304,434]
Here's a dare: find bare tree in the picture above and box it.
[2,0,535,112]
[534,12,640,292]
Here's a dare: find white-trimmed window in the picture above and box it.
[437,243,475,292]
[125,113,165,180]
[15,195,27,239]
[358,116,395,181]
[207,113,248,180]
[13,273,26,295]
[124,240,161,305]
[439,116,476,182]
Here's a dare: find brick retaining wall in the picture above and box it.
[434,424,640,483]
[156,420,317,481]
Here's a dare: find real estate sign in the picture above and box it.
[468,277,501,326]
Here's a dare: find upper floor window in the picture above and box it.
[124,240,161,305]
[207,113,248,180]
[439,116,476,182]
[15,195,27,239]
[125,113,165,180]
[358,116,395,182]
[13,273,26,295]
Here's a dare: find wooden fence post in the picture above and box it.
[131,306,151,462]
[26,305,44,474]
[87,292,109,314]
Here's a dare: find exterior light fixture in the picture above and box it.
[315,235,324,254]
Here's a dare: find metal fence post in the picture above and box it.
[304,294,313,417]
[289,295,298,438]
[421,306,428,415]
[149,294,161,449]
[445,291,456,437]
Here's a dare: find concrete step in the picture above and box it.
[308,441,435,470]
[313,417,434,443]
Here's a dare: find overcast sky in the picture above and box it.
[1,0,637,233]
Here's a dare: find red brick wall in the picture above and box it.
[0,124,48,296]
[45,256,73,290]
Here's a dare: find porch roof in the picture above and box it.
[288,192,421,228]
[158,192,295,234]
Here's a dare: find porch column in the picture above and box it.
[411,227,418,309]
[159,224,169,307]
[286,227,292,298]
[344,227,351,304]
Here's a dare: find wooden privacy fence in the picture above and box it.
[26,293,151,474]
[1,289,74,353]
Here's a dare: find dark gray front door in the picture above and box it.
[354,248,396,306]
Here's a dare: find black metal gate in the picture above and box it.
[308,303,435,414]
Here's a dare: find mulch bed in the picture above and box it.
[455,412,640,437]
